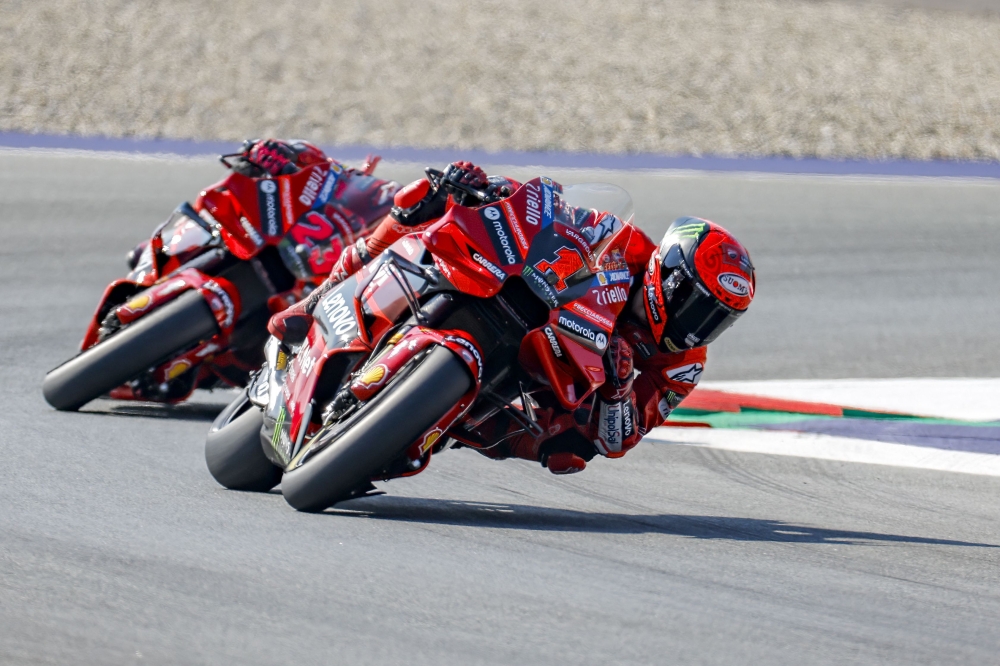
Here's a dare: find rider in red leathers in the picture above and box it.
[262,152,756,476]
[231,139,400,287]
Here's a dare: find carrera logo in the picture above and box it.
[718,272,751,297]
[257,179,282,237]
[480,206,519,266]
[664,362,704,385]
[543,326,563,358]
[472,251,506,281]
[239,216,264,247]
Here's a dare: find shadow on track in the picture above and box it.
[327,496,998,548]
[78,399,230,422]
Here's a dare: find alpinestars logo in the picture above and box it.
[665,362,703,384]
[257,179,282,237]
[480,206,519,265]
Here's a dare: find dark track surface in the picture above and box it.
[2,152,999,664]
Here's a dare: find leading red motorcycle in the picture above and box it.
[43,150,396,411]
[205,168,643,511]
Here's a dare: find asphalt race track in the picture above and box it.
[2,151,999,665]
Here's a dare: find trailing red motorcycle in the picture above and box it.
[205,169,642,512]
[43,151,395,411]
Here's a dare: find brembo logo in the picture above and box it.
[718,272,751,297]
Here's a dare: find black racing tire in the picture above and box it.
[205,393,282,493]
[43,290,219,411]
[280,345,472,513]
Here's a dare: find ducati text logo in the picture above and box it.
[718,272,751,297]
[258,179,282,237]
[665,363,704,384]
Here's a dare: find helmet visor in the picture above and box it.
[662,280,744,350]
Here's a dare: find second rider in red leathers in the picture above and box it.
[256,141,756,476]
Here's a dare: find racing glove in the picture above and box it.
[593,335,638,457]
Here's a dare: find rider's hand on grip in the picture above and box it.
[598,334,634,401]
[246,139,298,177]
[390,177,447,227]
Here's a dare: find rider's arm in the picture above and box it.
[588,323,708,458]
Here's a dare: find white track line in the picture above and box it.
[646,427,1000,477]
[699,378,1000,422]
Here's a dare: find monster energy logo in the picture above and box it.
[672,222,706,239]
[270,407,289,465]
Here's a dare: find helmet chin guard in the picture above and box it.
[643,217,755,351]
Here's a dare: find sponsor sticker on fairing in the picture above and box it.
[480,206,520,266]
[203,281,235,328]
[239,216,264,247]
[257,178,282,237]
[522,266,559,308]
[556,310,609,351]
[445,335,483,380]
[594,284,628,306]
[543,326,563,358]
[569,302,614,330]
[299,165,336,209]
[317,289,358,342]
[472,251,506,281]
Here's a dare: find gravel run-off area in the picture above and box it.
[2,0,999,161]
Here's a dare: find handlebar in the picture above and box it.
[425,167,492,205]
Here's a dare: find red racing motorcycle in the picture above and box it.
[43,152,395,411]
[205,170,639,512]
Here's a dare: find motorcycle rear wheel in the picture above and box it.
[205,392,282,493]
[42,290,219,411]
[280,345,471,513]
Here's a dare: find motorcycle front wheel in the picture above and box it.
[280,345,472,513]
[205,392,282,493]
[42,290,220,411]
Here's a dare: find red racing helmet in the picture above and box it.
[642,217,755,352]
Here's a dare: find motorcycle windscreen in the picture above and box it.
[159,208,215,256]
[559,183,634,223]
